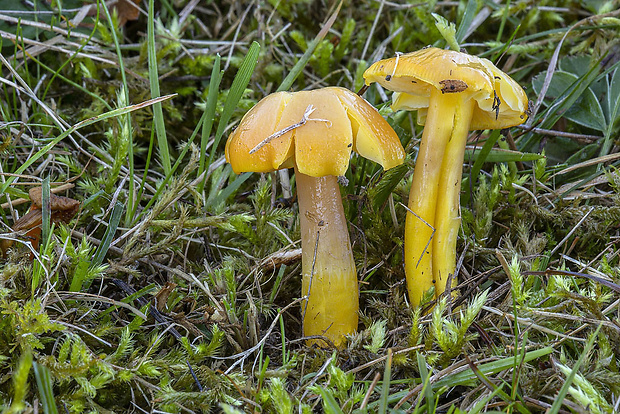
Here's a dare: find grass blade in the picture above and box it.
[208,41,260,167]
[0,94,175,196]
[548,324,602,414]
[465,147,544,163]
[468,130,501,186]
[208,172,252,211]
[277,1,342,92]
[378,349,392,414]
[198,54,223,193]
[148,0,172,175]
[433,347,554,389]
[91,202,124,268]
[33,361,59,414]
[40,178,50,252]
[315,385,345,414]
[416,352,434,413]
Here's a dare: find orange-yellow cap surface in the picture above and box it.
[363,48,529,130]
[225,87,405,177]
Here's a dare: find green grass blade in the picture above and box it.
[148,0,172,175]
[198,54,223,193]
[465,147,544,163]
[495,1,511,43]
[91,202,124,268]
[315,385,345,414]
[465,357,531,414]
[378,349,392,414]
[33,361,59,414]
[208,171,252,211]
[548,324,602,414]
[134,122,203,220]
[455,0,478,44]
[433,347,554,389]
[600,64,620,158]
[100,0,136,223]
[417,352,434,413]
[277,1,341,92]
[40,178,50,252]
[468,129,502,187]
[0,94,174,196]
[208,41,260,168]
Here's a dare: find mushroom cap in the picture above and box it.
[363,47,529,130]
[225,86,405,177]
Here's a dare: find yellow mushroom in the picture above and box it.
[363,48,529,306]
[226,86,405,346]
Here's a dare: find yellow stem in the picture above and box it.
[433,98,474,298]
[295,168,358,347]
[404,89,459,306]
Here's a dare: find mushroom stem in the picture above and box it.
[295,168,358,346]
[404,89,473,306]
[433,96,474,298]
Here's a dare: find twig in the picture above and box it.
[515,124,601,142]
[248,105,332,154]
[346,345,424,375]
[398,202,435,269]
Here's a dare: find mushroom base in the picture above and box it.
[296,169,359,347]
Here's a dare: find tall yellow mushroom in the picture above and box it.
[364,48,529,306]
[225,87,405,346]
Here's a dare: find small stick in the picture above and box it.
[248,105,331,154]
[385,51,403,81]
[399,202,435,269]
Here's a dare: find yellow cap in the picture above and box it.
[225,87,405,177]
[363,48,529,130]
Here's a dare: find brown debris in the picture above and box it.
[1,187,80,256]
[113,0,142,27]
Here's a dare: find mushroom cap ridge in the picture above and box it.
[225,86,405,177]
[363,47,529,130]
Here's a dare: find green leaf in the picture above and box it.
[468,129,501,192]
[314,385,345,414]
[40,178,51,252]
[465,147,545,163]
[608,68,620,124]
[432,13,459,51]
[417,352,435,413]
[207,171,252,212]
[370,163,409,211]
[455,0,478,44]
[379,350,392,414]
[531,70,607,132]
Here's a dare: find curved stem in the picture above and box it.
[433,98,474,297]
[295,168,358,347]
[404,89,461,307]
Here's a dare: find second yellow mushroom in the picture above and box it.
[364,48,529,306]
